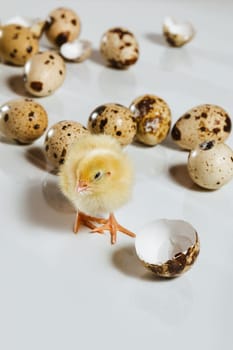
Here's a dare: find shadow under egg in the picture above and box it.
[144,32,167,47]
[112,244,168,281]
[89,48,106,66]
[22,181,74,232]
[25,146,49,171]
[42,173,75,214]
[6,74,30,97]
[169,163,207,191]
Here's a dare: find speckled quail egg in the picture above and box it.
[24,51,66,97]
[44,7,81,47]
[0,24,39,66]
[0,98,48,144]
[187,140,233,189]
[44,121,89,169]
[171,104,231,150]
[135,219,200,278]
[129,94,171,146]
[100,27,139,69]
[163,16,195,47]
[88,103,136,146]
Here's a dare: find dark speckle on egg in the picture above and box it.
[30,81,43,92]
[171,125,181,141]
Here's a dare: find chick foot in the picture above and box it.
[91,213,136,244]
[73,211,106,233]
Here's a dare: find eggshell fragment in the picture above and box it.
[2,17,45,39]
[44,7,81,47]
[135,219,200,278]
[163,16,195,47]
[129,94,171,146]
[0,24,39,66]
[24,51,66,97]
[44,121,89,169]
[171,104,231,150]
[187,141,233,189]
[0,98,48,144]
[60,39,92,62]
[88,103,136,146]
[100,27,139,69]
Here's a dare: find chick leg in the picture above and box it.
[73,211,106,233]
[91,213,136,244]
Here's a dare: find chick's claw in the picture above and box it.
[91,213,136,244]
[73,211,97,233]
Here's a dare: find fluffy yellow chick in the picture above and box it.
[59,134,135,244]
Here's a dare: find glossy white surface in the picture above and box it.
[0,1,233,349]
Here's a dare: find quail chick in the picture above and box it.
[59,134,135,244]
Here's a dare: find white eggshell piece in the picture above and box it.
[2,16,30,27]
[60,40,92,62]
[163,16,195,47]
[135,219,197,265]
[163,16,194,39]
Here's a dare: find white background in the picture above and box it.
[0,1,233,349]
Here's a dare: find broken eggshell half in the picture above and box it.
[59,39,92,62]
[163,16,195,47]
[135,219,200,278]
[1,16,45,38]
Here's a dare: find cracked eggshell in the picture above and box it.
[129,94,171,146]
[44,121,89,169]
[60,39,92,62]
[0,24,39,66]
[163,16,195,47]
[171,104,232,150]
[100,27,139,69]
[88,103,137,146]
[187,141,233,189]
[135,219,200,278]
[2,17,45,39]
[0,98,48,144]
[44,7,81,47]
[24,51,66,97]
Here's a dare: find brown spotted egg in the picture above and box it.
[44,121,89,169]
[100,27,139,69]
[24,51,66,97]
[44,7,81,47]
[0,98,48,144]
[171,104,231,150]
[88,103,136,146]
[129,94,171,146]
[188,141,233,190]
[0,24,39,66]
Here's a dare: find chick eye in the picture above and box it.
[94,171,102,180]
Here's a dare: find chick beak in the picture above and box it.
[76,180,89,193]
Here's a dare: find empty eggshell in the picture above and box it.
[187,141,233,189]
[0,98,48,144]
[2,17,45,39]
[171,104,232,150]
[44,120,89,169]
[44,7,81,47]
[163,16,195,47]
[135,219,200,278]
[100,27,139,69]
[24,51,66,97]
[129,94,171,146]
[88,103,137,146]
[0,24,39,66]
[60,39,92,62]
